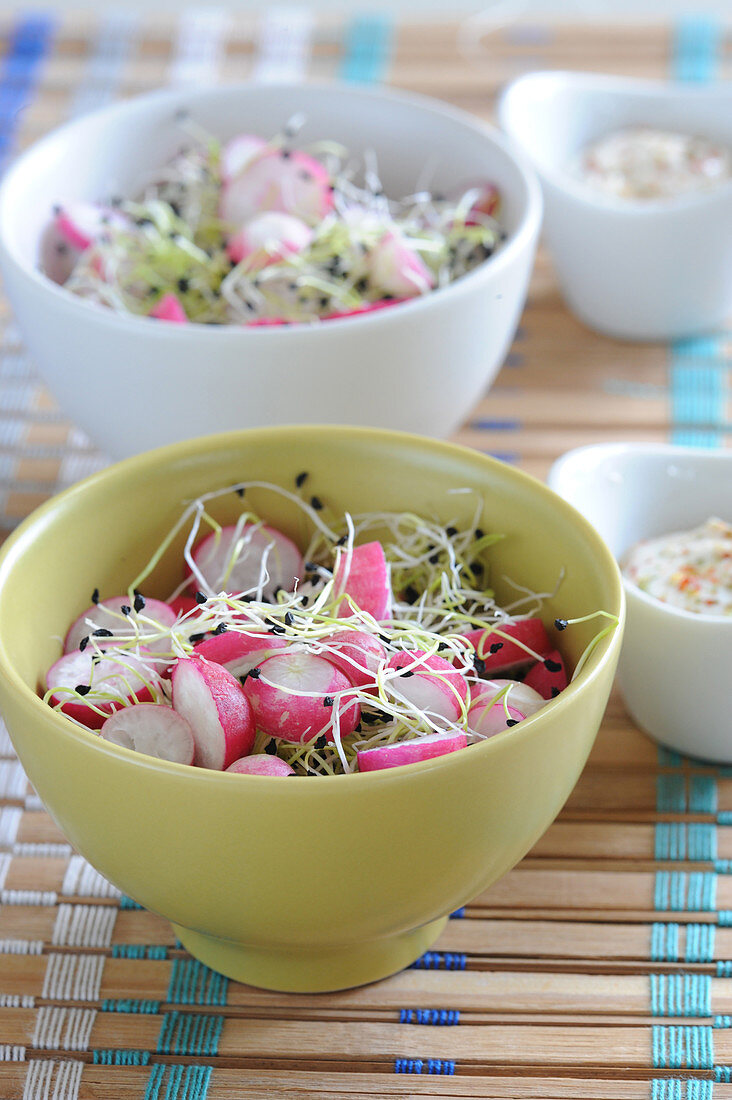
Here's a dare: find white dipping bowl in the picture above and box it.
[549,443,732,763]
[0,82,541,460]
[499,71,732,341]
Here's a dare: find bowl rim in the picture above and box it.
[548,441,732,628]
[0,79,543,336]
[0,425,624,784]
[498,69,732,216]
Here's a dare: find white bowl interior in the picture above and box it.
[1,82,534,278]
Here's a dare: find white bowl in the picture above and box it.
[499,71,732,341]
[0,82,541,460]
[549,442,732,763]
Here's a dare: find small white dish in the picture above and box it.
[499,71,732,341]
[549,442,732,763]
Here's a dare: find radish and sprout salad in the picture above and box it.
[40,114,504,326]
[43,478,616,775]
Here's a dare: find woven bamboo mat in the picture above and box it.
[0,10,731,1100]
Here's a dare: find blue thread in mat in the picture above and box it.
[652,1025,714,1069]
[120,895,144,910]
[0,15,54,173]
[450,907,465,919]
[657,774,687,812]
[687,924,716,963]
[481,451,520,464]
[93,1049,151,1065]
[145,1063,213,1100]
[469,418,521,431]
[670,337,727,449]
[156,1010,224,1056]
[394,1059,456,1074]
[651,974,712,1018]
[341,15,393,84]
[399,1009,460,1025]
[101,998,161,1013]
[652,923,680,962]
[410,951,466,970]
[167,958,229,1006]
[673,16,721,83]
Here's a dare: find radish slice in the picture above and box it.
[318,629,385,689]
[227,211,312,267]
[462,618,551,676]
[243,652,360,744]
[47,648,158,729]
[466,182,501,222]
[100,703,195,765]
[367,230,435,297]
[220,149,333,226]
[221,134,268,182]
[64,596,177,655]
[169,594,199,617]
[191,523,304,601]
[226,754,295,776]
[385,650,468,723]
[333,541,391,621]
[149,292,188,323]
[39,201,126,284]
[358,731,468,772]
[524,650,569,701]
[467,697,525,739]
[470,679,546,719]
[323,299,407,321]
[171,655,255,770]
[193,630,289,678]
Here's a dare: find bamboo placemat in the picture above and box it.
[0,10,731,1100]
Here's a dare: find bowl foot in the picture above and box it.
[171,916,448,992]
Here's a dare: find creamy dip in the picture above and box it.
[622,517,732,616]
[577,128,731,201]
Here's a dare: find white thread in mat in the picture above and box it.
[169,8,229,86]
[14,843,73,858]
[253,6,314,82]
[0,760,27,800]
[61,855,120,899]
[0,851,11,890]
[52,904,117,949]
[42,954,105,1002]
[0,1044,26,1061]
[1,890,58,906]
[0,940,44,955]
[23,1059,83,1100]
[32,1006,97,1052]
[0,805,22,847]
[57,452,108,489]
[71,11,139,117]
[0,994,35,1007]
[0,718,15,755]
[25,793,45,812]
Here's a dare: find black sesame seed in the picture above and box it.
[295,471,308,488]
[177,277,190,293]
[545,658,562,673]
[92,628,114,637]
[120,605,131,616]
[506,719,518,727]
[475,528,485,539]
[446,526,458,538]
[428,553,440,565]
[474,656,486,675]
[75,684,91,696]
[354,722,362,733]
[239,673,248,684]
[55,242,68,255]
[323,696,334,707]
[310,496,323,511]
[136,216,154,228]
[382,293,394,301]
[319,296,329,309]
[264,738,278,755]
[554,618,568,631]
[314,734,328,751]
[355,277,368,293]
[133,593,146,613]
[169,201,182,217]
[91,588,100,604]
[471,561,484,577]
[195,591,207,604]
[335,535,347,547]
[489,642,504,655]
[551,686,561,698]
[213,623,228,636]
[281,149,292,159]
[299,169,312,181]
[270,625,286,635]
[79,636,89,652]
[400,670,414,678]
[190,631,207,643]
[284,612,294,627]
[404,585,418,605]
[174,107,190,122]
[235,487,245,498]
[52,203,62,216]
[110,196,122,208]
[300,595,309,608]
[248,667,261,679]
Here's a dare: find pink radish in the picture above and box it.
[319,629,385,689]
[227,211,312,267]
[65,595,177,655]
[462,618,551,676]
[221,133,268,182]
[324,299,407,321]
[220,149,333,226]
[40,201,126,284]
[367,230,435,297]
[524,650,568,701]
[467,695,525,739]
[149,292,188,323]
[333,541,391,621]
[472,679,545,718]
[385,650,468,723]
[100,703,194,765]
[47,648,159,729]
[169,594,199,617]
[466,182,501,222]
[193,630,289,678]
[191,523,304,601]
[226,754,295,776]
[171,655,255,770]
[243,652,359,744]
[358,731,468,772]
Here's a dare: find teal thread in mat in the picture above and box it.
[670,337,728,449]
[652,1025,715,1069]
[651,1083,714,1100]
[672,16,722,82]
[156,1010,224,1056]
[341,15,393,83]
[144,1063,213,1100]
[167,958,229,1006]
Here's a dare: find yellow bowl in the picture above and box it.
[0,426,624,991]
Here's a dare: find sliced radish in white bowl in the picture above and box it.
[191,523,304,601]
[100,703,195,765]
[65,595,177,654]
[357,731,468,772]
[226,754,295,776]
[385,650,468,723]
[243,652,360,743]
[220,148,333,225]
[47,647,159,729]
[171,655,255,770]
